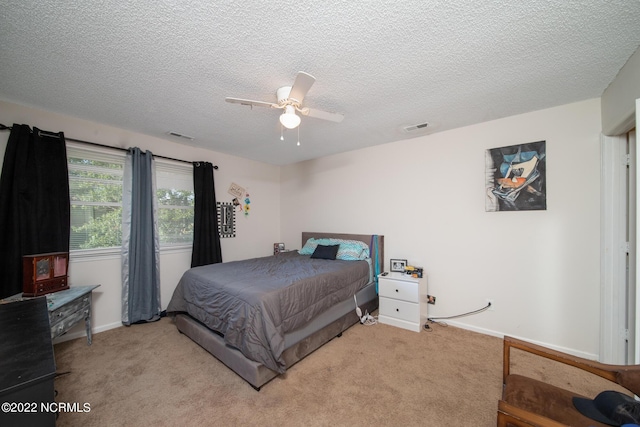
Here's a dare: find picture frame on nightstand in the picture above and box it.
[390,259,407,272]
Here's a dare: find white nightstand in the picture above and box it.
[378,272,427,332]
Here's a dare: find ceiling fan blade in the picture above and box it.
[288,72,316,103]
[225,97,277,108]
[302,107,344,123]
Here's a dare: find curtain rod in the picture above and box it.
[0,123,218,170]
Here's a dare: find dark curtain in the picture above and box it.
[0,124,70,298]
[121,148,161,325]
[191,162,222,267]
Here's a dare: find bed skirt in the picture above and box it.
[174,281,379,390]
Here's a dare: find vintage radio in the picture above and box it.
[22,252,69,297]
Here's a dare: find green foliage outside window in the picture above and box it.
[68,154,194,251]
[69,157,123,250]
[157,188,194,246]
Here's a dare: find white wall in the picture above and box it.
[601,45,640,135]
[0,98,604,357]
[281,98,602,358]
[0,99,281,339]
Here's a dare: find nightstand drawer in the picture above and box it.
[379,298,419,323]
[51,306,90,339]
[48,293,91,340]
[378,278,419,303]
[49,295,90,325]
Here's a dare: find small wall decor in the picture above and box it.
[390,259,407,272]
[485,140,546,212]
[217,202,236,238]
[228,182,245,199]
[232,197,242,212]
[244,192,250,216]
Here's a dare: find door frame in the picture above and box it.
[600,133,629,363]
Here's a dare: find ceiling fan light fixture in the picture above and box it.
[279,105,301,129]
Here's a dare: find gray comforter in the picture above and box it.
[166,251,370,373]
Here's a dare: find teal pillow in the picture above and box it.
[298,238,316,255]
[335,241,369,260]
[298,238,332,255]
[298,237,370,260]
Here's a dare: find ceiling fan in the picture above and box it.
[225,71,344,131]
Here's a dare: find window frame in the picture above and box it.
[154,157,195,251]
[67,143,194,261]
[67,143,125,260]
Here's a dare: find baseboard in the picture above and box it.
[54,317,601,361]
[444,320,599,361]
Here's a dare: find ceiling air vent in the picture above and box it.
[166,131,195,141]
[402,122,430,133]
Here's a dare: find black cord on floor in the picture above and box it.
[425,302,492,329]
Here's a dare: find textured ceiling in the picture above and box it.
[1,1,639,165]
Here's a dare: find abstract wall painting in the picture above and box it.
[485,141,546,212]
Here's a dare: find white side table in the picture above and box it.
[378,272,427,332]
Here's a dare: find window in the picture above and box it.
[68,145,124,252]
[67,144,194,255]
[155,160,194,247]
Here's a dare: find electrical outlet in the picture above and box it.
[486,298,494,311]
[427,295,436,305]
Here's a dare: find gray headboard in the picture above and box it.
[301,232,385,274]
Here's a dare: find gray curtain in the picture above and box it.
[121,147,161,325]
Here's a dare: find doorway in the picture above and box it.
[601,129,636,364]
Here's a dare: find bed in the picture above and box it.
[166,232,384,390]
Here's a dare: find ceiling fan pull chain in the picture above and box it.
[297,125,300,146]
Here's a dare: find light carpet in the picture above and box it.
[52,317,615,426]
